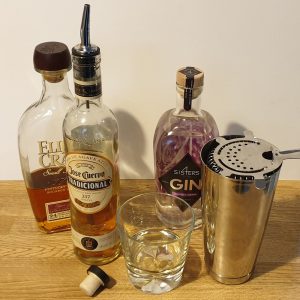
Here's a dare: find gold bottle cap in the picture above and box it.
[176,66,204,88]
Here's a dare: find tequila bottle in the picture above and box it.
[153,67,219,227]
[63,4,120,264]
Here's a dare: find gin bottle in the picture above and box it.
[18,42,75,233]
[63,5,120,264]
[153,67,219,227]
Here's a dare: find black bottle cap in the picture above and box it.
[87,265,110,286]
[79,265,111,296]
[33,42,71,72]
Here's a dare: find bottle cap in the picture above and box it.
[79,265,110,296]
[176,66,204,88]
[33,42,71,73]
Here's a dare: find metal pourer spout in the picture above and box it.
[72,4,101,98]
[81,4,90,49]
[72,4,100,58]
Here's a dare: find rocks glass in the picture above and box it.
[117,192,194,294]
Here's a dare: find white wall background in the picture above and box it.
[1,0,300,180]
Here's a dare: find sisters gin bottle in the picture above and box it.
[63,4,120,264]
[153,67,219,227]
[18,42,74,233]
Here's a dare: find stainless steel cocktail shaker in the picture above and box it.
[201,131,300,284]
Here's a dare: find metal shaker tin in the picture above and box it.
[200,131,300,284]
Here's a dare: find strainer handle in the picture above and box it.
[279,149,300,160]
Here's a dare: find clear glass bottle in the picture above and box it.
[63,5,120,265]
[18,42,75,233]
[153,67,219,227]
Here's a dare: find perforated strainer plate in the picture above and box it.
[209,131,282,180]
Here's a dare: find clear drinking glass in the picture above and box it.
[117,192,194,294]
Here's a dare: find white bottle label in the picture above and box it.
[66,153,113,214]
[72,228,119,251]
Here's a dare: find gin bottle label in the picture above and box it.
[66,153,113,214]
[159,153,202,206]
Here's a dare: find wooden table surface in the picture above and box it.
[0,180,299,300]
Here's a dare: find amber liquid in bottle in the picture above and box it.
[64,136,121,265]
[26,167,70,232]
[71,194,120,264]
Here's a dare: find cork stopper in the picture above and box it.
[176,66,204,88]
[33,42,71,73]
[80,265,110,297]
[175,67,204,110]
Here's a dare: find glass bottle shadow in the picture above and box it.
[93,275,117,296]
[181,246,202,285]
[224,122,248,135]
[114,109,153,178]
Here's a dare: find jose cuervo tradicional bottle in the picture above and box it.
[153,67,219,227]
[63,5,120,264]
[18,42,75,233]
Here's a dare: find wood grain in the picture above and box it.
[0,180,299,300]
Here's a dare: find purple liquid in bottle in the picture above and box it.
[153,67,219,227]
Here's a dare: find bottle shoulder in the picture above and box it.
[155,108,218,132]
[18,95,75,132]
[153,109,218,154]
[63,101,119,143]
[64,102,118,125]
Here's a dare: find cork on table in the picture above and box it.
[0,180,299,299]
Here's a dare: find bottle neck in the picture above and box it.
[75,94,102,108]
[72,55,102,108]
[41,72,72,97]
[174,86,202,116]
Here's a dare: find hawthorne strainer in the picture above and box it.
[205,130,300,182]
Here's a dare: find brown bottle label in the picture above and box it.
[159,153,202,206]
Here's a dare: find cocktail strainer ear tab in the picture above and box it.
[203,130,300,185]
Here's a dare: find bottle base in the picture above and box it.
[36,220,71,234]
[208,269,252,284]
[193,220,203,229]
[192,207,202,229]
[127,263,183,294]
